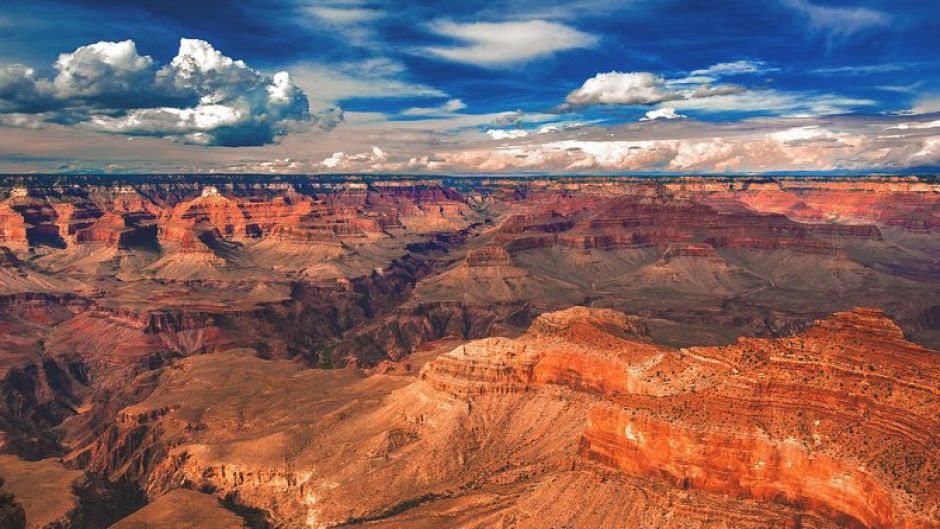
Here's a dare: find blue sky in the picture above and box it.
[0,0,937,173]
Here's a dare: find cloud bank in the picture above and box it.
[561,65,875,117]
[399,125,939,174]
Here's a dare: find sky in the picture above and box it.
[0,0,938,174]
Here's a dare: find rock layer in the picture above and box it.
[423,307,939,529]
[67,306,940,528]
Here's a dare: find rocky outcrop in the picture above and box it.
[71,213,127,247]
[150,183,478,250]
[158,187,248,247]
[70,306,938,528]
[52,203,104,246]
[464,245,511,267]
[423,307,939,529]
[422,307,699,398]
[0,206,27,253]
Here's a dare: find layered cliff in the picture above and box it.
[422,307,939,529]
[72,306,939,528]
[0,204,28,253]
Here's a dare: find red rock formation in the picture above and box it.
[52,203,102,245]
[424,307,939,529]
[72,212,127,246]
[65,305,937,528]
[158,187,247,248]
[465,245,512,267]
[422,307,701,398]
[0,176,936,527]
[0,204,27,252]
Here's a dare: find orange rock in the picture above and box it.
[425,307,939,529]
[0,204,27,251]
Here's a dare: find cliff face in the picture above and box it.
[152,184,479,250]
[495,197,882,255]
[0,205,27,253]
[70,306,939,529]
[420,307,938,529]
[421,307,675,397]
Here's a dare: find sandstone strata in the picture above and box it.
[65,307,940,528]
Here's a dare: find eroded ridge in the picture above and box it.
[423,307,940,529]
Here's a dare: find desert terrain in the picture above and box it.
[0,174,936,528]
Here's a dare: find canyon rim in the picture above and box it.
[0,1,938,528]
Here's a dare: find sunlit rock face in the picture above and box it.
[582,312,939,529]
[423,307,938,529]
[66,307,937,528]
[0,203,28,252]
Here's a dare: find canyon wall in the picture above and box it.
[0,175,936,527]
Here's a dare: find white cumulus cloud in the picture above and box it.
[0,38,333,146]
[486,128,529,140]
[565,72,675,107]
[320,146,388,169]
[53,40,155,98]
[563,71,745,109]
[640,108,686,121]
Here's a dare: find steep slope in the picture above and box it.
[416,245,581,303]
[108,490,248,529]
[622,243,767,295]
[581,308,939,529]
[0,455,84,529]
[0,248,89,295]
[0,203,28,253]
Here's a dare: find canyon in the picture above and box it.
[0,174,936,528]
